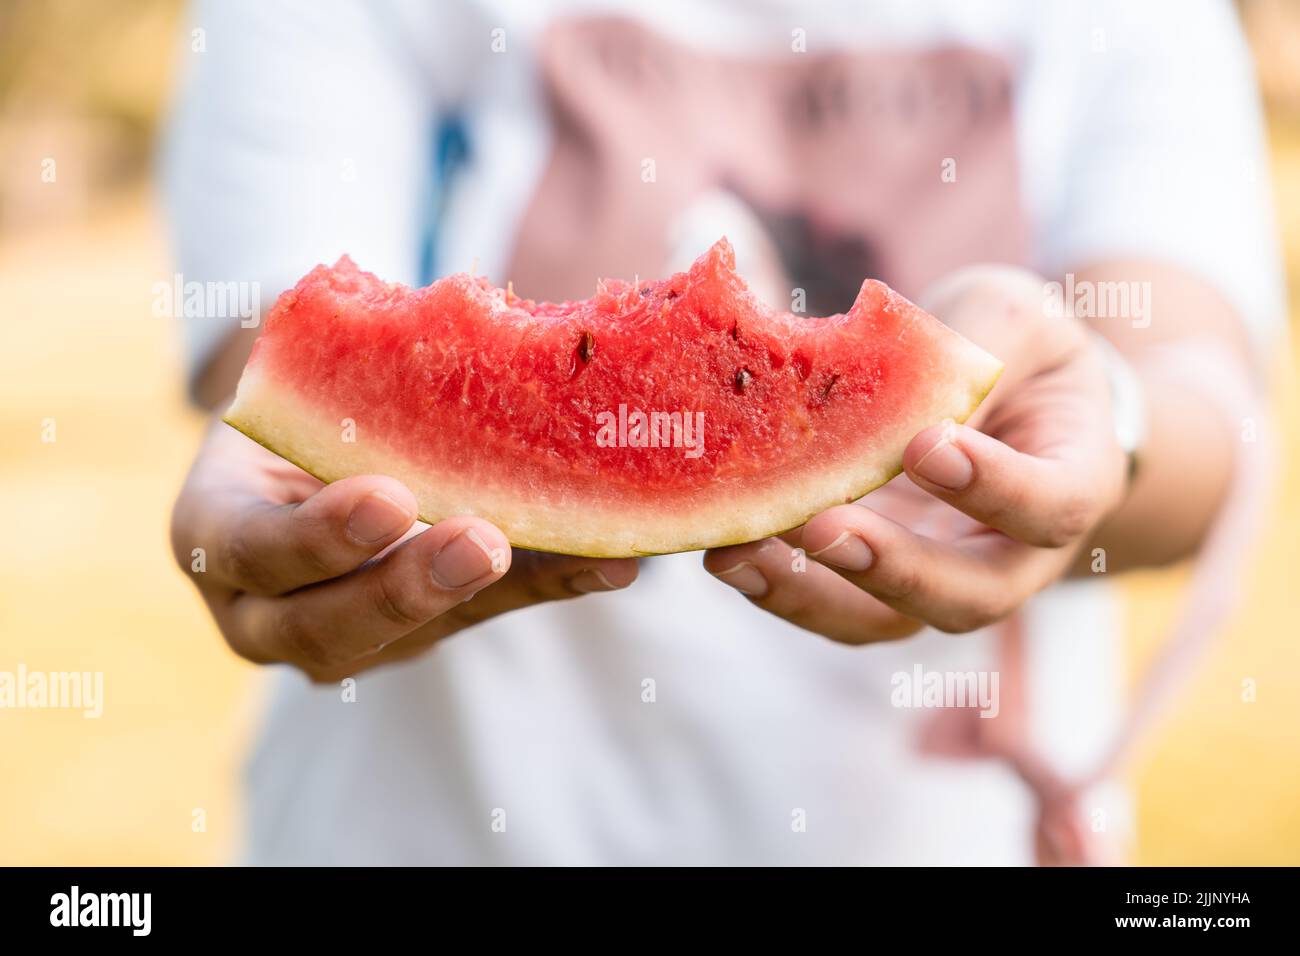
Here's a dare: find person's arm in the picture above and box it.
[701,0,1281,642]
[191,331,255,410]
[163,0,447,407]
[1053,0,1283,571]
[1072,261,1255,572]
[699,257,1261,642]
[171,422,638,682]
[167,1,638,680]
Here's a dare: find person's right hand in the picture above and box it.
[171,420,639,682]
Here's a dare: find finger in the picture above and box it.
[916,263,1079,378]
[311,552,642,676]
[206,476,419,595]
[902,418,1121,549]
[703,537,922,644]
[440,550,640,629]
[802,504,1069,634]
[229,516,511,669]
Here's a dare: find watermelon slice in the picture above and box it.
[224,240,1001,557]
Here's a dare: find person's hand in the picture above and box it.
[703,265,1129,643]
[171,422,638,681]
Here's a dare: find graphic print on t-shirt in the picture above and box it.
[506,17,1029,312]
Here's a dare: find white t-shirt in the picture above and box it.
[164,0,1281,864]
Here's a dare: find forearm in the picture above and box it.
[1070,260,1255,574]
[1077,369,1235,573]
[192,328,258,410]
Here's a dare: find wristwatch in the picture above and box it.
[1092,333,1147,484]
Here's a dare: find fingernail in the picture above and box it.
[347,492,411,543]
[713,561,768,597]
[569,568,619,594]
[808,531,874,571]
[431,528,497,589]
[913,421,973,490]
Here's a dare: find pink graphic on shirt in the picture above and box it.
[507,17,1029,311]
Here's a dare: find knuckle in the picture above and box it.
[290,510,349,578]
[935,594,1009,634]
[951,266,1046,319]
[302,665,348,686]
[985,478,1033,533]
[214,600,282,666]
[223,627,271,666]
[1042,490,1096,547]
[295,539,343,582]
[880,562,923,604]
[825,631,874,648]
[933,612,984,635]
[769,586,818,625]
[922,265,1037,315]
[872,615,926,642]
[276,607,336,668]
[372,570,431,630]
[223,532,274,593]
[830,627,886,647]
[824,611,923,647]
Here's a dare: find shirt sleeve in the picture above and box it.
[161,0,460,391]
[1041,0,1286,352]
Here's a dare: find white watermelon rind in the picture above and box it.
[223,352,1002,559]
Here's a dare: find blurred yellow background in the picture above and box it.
[1,0,1297,865]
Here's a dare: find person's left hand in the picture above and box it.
[703,265,1130,643]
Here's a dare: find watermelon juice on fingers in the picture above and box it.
[223,239,1002,557]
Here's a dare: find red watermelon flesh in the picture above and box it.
[224,239,1001,557]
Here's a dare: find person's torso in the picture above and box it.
[243,0,1122,865]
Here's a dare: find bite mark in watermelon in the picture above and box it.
[223,240,1002,557]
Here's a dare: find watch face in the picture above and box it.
[1094,335,1147,464]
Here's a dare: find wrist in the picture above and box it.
[1091,333,1148,490]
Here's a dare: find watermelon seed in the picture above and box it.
[734,367,753,393]
[729,323,740,340]
[820,374,840,400]
[577,330,596,366]
[792,351,812,381]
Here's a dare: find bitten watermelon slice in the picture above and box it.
[224,240,1001,557]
